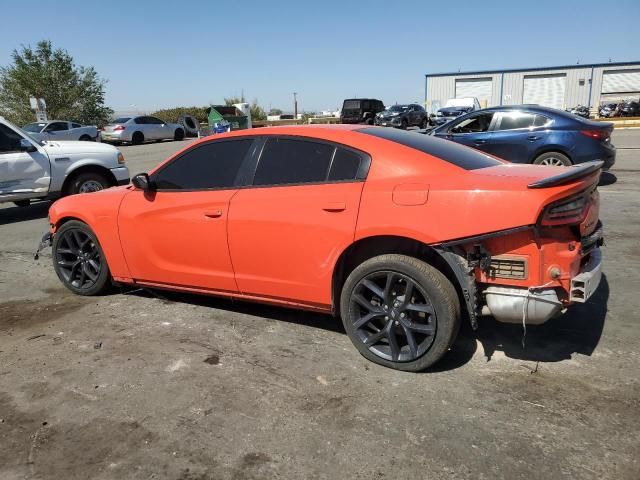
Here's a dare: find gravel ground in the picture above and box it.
[0,133,638,480]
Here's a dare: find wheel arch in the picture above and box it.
[331,235,466,319]
[531,147,573,164]
[61,165,117,195]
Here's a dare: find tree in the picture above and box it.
[224,95,267,121]
[0,40,113,126]
[269,108,283,116]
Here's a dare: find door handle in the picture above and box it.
[204,210,223,218]
[528,135,540,141]
[322,202,346,212]
[474,139,487,145]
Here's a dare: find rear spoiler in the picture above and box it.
[527,160,604,189]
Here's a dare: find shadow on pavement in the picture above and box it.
[123,274,609,372]
[0,201,50,226]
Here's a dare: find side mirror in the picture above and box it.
[19,138,37,153]
[132,173,154,192]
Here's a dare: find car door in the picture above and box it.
[43,121,70,141]
[148,116,168,140]
[0,123,51,197]
[488,111,548,163]
[437,111,496,153]
[117,138,257,291]
[227,136,369,306]
[133,116,152,140]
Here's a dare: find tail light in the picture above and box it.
[540,191,594,226]
[113,125,125,131]
[580,129,610,141]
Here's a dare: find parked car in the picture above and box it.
[430,105,615,168]
[100,116,185,145]
[433,97,481,126]
[566,105,590,119]
[0,116,129,207]
[619,99,640,117]
[22,120,99,142]
[340,98,385,125]
[375,104,430,129]
[45,125,604,372]
[599,103,620,118]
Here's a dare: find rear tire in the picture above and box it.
[52,220,111,296]
[533,152,572,167]
[79,135,92,141]
[401,119,408,130]
[14,200,30,207]
[340,254,461,372]
[131,131,144,145]
[420,117,429,129]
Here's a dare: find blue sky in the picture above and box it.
[1,0,638,113]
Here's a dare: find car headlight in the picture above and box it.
[117,152,126,164]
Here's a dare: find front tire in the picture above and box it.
[340,254,460,372]
[533,151,572,167]
[14,199,30,207]
[174,128,185,141]
[65,172,111,195]
[52,220,111,296]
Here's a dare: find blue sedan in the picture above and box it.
[430,105,615,169]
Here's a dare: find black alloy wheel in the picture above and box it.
[52,220,111,295]
[340,254,460,372]
[348,271,436,362]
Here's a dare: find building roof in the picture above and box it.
[425,61,640,78]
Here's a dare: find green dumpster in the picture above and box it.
[208,106,248,131]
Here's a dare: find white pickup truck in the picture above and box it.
[22,120,99,142]
[0,117,129,207]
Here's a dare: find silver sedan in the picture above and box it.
[100,115,185,145]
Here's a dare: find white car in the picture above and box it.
[23,120,99,142]
[0,117,129,207]
[101,115,185,145]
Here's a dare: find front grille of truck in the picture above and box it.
[488,256,528,280]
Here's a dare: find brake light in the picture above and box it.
[540,192,591,226]
[113,125,125,131]
[580,129,610,141]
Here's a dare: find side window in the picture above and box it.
[534,114,551,127]
[497,112,536,131]
[328,148,362,181]
[134,117,146,124]
[71,123,82,128]
[253,138,334,186]
[450,113,494,134]
[45,122,69,132]
[153,139,253,190]
[147,117,164,125]
[0,124,23,153]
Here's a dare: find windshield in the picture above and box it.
[388,105,409,112]
[23,122,46,133]
[18,127,44,144]
[112,117,131,124]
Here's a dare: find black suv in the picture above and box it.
[340,98,385,124]
[375,104,430,129]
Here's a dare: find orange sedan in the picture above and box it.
[45,125,604,371]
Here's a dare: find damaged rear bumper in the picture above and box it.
[482,248,603,325]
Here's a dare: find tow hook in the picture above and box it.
[34,232,53,260]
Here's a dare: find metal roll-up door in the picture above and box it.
[602,69,640,95]
[455,78,492,106]
[523,74,566,109]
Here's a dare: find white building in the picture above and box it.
[425,61,640,113]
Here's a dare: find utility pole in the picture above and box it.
[293,92,298,120]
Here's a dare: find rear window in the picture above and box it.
[358,128,502,170]
[112,117,130,124]
[343,100,361,110]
